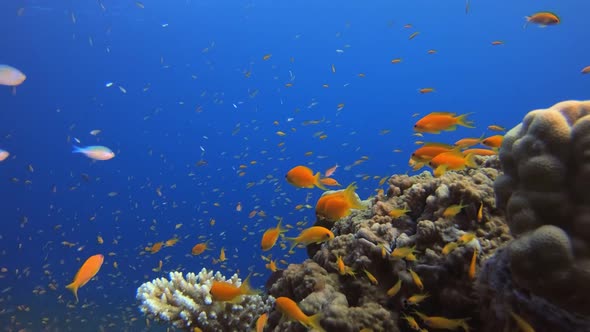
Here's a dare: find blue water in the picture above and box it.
[1,0,588,331]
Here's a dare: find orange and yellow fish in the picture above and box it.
[210,273,259,302]
[286,165,328,190]
[276,297,325,331]
[285,226,334,251]
[261,219,287,251]
[414,112,475,134]
[66,254,104,303]
[525,12,560,27]
[315,182,366,221]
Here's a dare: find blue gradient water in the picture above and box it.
[1,0,588,330]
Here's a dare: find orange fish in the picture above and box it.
[66,254,104,303]
[319,177,342,187]
[165,238,179,247]
[275,297,325,332]
[315,182,365,222]
[487,125,505,132]
[582,66,590,74]
[286,165,327,190]
[149,242,164,254]
[324,164,338,177]
[285,226,334,251]
[391,58,402,64]
[191,240,211,255]
[411,143,454,162]
[454,135,484,148]
[209,273,259,302]
[414,112,475,134]
[261,219,287,251]
[469,249,477,280]
[462,148,497,156]
[491,41,504,45]
[256,313,269,332]
[418,88,434,94]
[429,151,477,177]
[525,12,560,27]
[482,135,504,148]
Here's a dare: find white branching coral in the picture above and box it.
[137,268,274,331]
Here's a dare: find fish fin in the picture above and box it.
[314,172,328,190]
[307,313,325,332]
[284,237,299,252]
[434,164,447,177]
[65,282,79,303]
[239,273,260,296]
[465,153,478,168]
[456,113,475,128]
[343,182,365,210]
[72,145,82,153]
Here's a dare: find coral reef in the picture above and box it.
[483,100,590,328]
[266,156,511,331]
[137,268,273,331]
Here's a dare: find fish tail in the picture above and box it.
[465,153,478,168]
[306,313,325,332]
[285,237,299,252]
[239,273,260,296]
[344,182,365,210]
[314,172,328,190]
[456,113,475,128]
[65,282,79,303]
[72,145,83,153]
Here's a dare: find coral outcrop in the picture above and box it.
[137,268,273,331]
[482,100,590,329]
[266,157,511,332]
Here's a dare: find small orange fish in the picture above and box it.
[66,254,104,303]
[491,40,504,45]
[418,88,434,94]
[411,143,454,162]
[482,135,504,148]
[315,182,366,221]
[324,164,338,177]
[319,177,342,187]
[165,238,179,247]
[210,273,259,302]
[191,240,211,255]
[477,202,483,222]
[582,66,590,74]
[412,310,470,332]
[462,148,497,156]
[469,249,477,280]
[285,226,334,251]
[262,54,272,61]
[286,165,327,190]
[256,313,269,332]
[429,151,477,177]
[391,58,402,64]
[443,202,468,218]
[454,136,484,148]
[487,124,505,132]
[408,269,424,291]
[236,202,242,212]
[261,219,287,251]
[275,297,325,331]
[149,242,164,254]
[414,112,475,134]
[387,279,402,297]
[525,12,560,27]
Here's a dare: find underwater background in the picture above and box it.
[1,0,589,331]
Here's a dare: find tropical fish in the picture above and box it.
[319,177,342,187]
[462,148,497,156]
[487,125,505,132]
[0,149,9,162]
[386,279,402,297]
[429,151,477,177]
[72,145,115,161]
[418,88,434,94]
[191,240,211,255]
[412,310,470,332]
[407,293,430,305]
[275,296,325,332]
[391,246,415,260]
[336,255,355,277]
[149,242,164,254]
[363,269,378,284]
[482,135,504,148]
[286,165,327,190]
[261,219,287,251]
[469,249,477,280]
[443,202,468,218]
[408,269,424,291]
[324,164,338,177]
[209,273,259,302]
[525,12,560,27]
[411,143,454,162]
[582,66,590,74]
[0,65,26,86]
[389,206,411,219]
[65,254,104,303]
[285,226,334,251]
[510,311,535,332]
[256,313,269,332]
[454,135,484,149]
[414,112,475,134]
[315,182,366,221]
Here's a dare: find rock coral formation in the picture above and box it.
[136,268,273,331]
[266,157,511,331]
[485,100,590,329]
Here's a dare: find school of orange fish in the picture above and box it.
[0,5,578,332]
